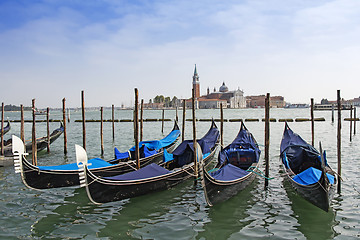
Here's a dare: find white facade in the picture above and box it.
[228,89,246,108]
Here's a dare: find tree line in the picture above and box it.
[150,95,178,107]
[3,104,32,111]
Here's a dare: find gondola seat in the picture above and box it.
[225,148,256,170]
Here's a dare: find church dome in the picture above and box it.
[219,82,228,92]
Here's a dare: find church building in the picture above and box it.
[187,65,246,109]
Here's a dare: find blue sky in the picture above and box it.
[1,0,359,108]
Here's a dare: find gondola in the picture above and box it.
[201,121,261,206]
[4,122,64,157]
[12,121,180,190]
[0,120,11,137]
[280,122,337,212]
[77,120,220,204]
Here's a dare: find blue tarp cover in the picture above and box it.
[170,122,219,167]
[280,124,310,154]
[38,158,112,171]
[292,167,335,185]
[163,149,211,162]
[210,163,249,181]
[172,124,219,157]
[104,163,170,181]
[163,149,174,162]
[280,124,324,174]
[129,129,180,151]
[218,123,260,166]
[114,148,130,159]
[114,129,180,160]
[143,146,157,157]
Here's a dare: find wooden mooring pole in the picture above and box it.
[311,98,314,146]
[140,99,144,142]
[134,88,140,170]
[192,88,198,180]
[220,103,224,148]
[176,106,178,122]
[62,98,67,154]
[67,108,70,123]
[100,107,104,156]
[81,90,86,150]
[20,104,24,142]
[332,104,334,123]
[1,102,4,156]
[354,107,356,135]
[32,99,37,166]
[161,109,165,134]
[350,105,353,142]
[112,104,115,141]
[337,90,341,193]
[46,107,50,152]
[265,93,270,187]
[182,100,186,142]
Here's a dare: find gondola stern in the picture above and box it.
[75,144,89,188]
[12,135,28,174]
[75,145,102,205]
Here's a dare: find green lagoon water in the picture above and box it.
[0,108,359,239]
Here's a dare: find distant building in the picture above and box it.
[353,97,360,106]
[270,96,286,108]
[315,98,353,110]
[246,95,286,108]
[143,102,165,109]
[246,95,266,108]
[187,65,246,109]
[185,98,227,109]
[193,64,200,99]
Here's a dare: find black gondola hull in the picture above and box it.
[19,139,179,189]
[201,121,261,206]
[202,163,258,206]
[85,148,217,204]
[4,124,63,156]
[283,165,335,212]
[1,121,10,137]
[280,123,337,212]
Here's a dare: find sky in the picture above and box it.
[0,0,359,108]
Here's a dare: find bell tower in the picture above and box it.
[192,64,200,98]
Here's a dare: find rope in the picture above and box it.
[247,166,274,180]
[124,161,138,171]
[207,168,219,174]
[183,165,197,177]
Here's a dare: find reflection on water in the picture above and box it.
[30,188,117,239]
[96,181,206,239]
[284,180,337,240]
[197,181,256,240]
